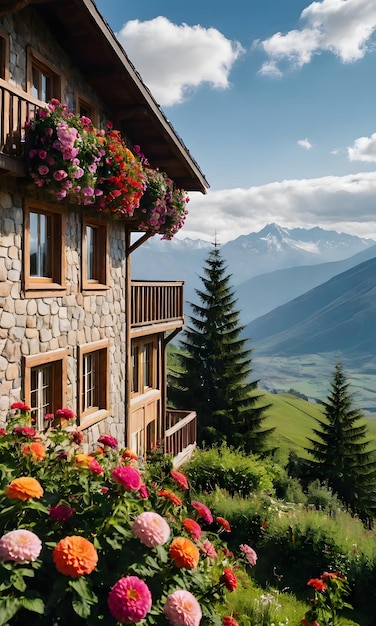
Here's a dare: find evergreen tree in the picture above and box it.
[306,361,376,518]
[169,241,273,453]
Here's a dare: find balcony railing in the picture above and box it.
[131,281,184,328]
[165,408,197,467]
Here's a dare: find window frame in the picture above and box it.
[81,216,109,292]
[23,199,66,296]
[23,348,69,431]
[26,46,62,103]
[76,93,98,127]
[78,339,110,428]
[131,338,157,397]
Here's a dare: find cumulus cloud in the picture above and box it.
[116,16,243,106]
[298,138,312,150]
[181,171,376,243]
[348,133,376,162]
[258,0,376,75]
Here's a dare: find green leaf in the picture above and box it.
[0,596,23,625]
[69,577,98,604]
[72,596,91,619]
[22,596,45,614]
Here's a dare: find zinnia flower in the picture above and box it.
[183,518,202,540]
[240,543,257,566]
[132,512,170,548]
[164,590,202,626]
[56,408,75,420]
[6,477,43,501]
[221,568,237,591]
[201,539,218,558]
[0,529,42,563]
[108,576,152,623]
[158,489,182,506]
[74,453,92,467]
[88,458,104,474]
[223,617,239,626]
[13,426,35,438]
[21,442,46,461]
[53,535,98,578]
[169,537,199,569]
[49,504,76,522]
[138,484,150,499]
[112,466,141,491]
[98,434,118,448]
[170,470,189,490]
[191,500,213,524]
[216,517,231,532]
[308,578,327,592]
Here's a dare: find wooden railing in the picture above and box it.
[165,408,197,467]
[0,79,45,172]
[131,281,184,327]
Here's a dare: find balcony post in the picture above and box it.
[125,227,132,448]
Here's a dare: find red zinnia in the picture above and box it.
[307,578,327,592]
[158,489,182,506]
[216,517,231,532]
[170,470,189,490]
[191,500,213,524]
[223,617,239,626]
[183,518,202,540]
[221,568,237,592]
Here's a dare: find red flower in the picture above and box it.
[221,568,237,592]
[170,470,189,490]
[216,516,231,532]
[223,617,239,626]
[56,408,75,420]
[183,518,202,540]
[158,489,182,506]
[49,504,76,522]
[321,571,339,580]
[13,426,35,438]
[71,431,83,445]
[88,458,104,474]
[307,578,327,592]
[11,402,30,411]
[98,434,117,449]
[191,500,213,524]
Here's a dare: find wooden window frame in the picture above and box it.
[26,46,62,102]
[82,216,109,292]
[24,348,68,430]
[23,199,66,296]
[76,93,98,127]
[78,339,110,429]
[131,338,157,397]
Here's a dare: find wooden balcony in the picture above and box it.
[131,281,184,332]
[165,408,197,467]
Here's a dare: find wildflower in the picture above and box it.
[169,537,200,569]
[201,539,218,558]
[191,500,213,524]
[132,511,170,548]
[6,477,43,501]
[164,590,202,626]
[183,518,202,540]
[240,543,257,566]
[223,617,239,626]
[108,576,152,623]
[49,504,76,522]
[0,529,42,564]
[13,426,35,438]
[170,469,189,490]
[307,578,327,592]
[158,489,182,506]
[112,466,142,491]
[53,535,98,578]
[98,434,118,448]
[221,568,237,592]
[21,442,46,461]
[88,458,104,474]
[216,516,231,532]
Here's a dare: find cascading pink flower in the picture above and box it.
[108,576,152,623]
[132,511,170,548]
[164,590,202,626]
[0,529,42,563]
[112,466,141,491]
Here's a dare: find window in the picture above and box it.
[27,47,61,102]
[23,199,65,294]
[82,217,108,290]
[78,339,110,426]
[24,349,68,431]
[131,339,157,396]
[76,94,98,126]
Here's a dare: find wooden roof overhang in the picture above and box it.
[0,0,208,193]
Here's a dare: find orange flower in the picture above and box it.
[169,537,199,569]
[6,477,43,501]
[74,453,92,468]
[158,489,182,507]
[21,442,46,461]
[53,535,98,578]
[122,449,138,462]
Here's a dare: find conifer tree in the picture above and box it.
[306,361,376,518]
[169,241,273,453]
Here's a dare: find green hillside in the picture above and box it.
[257,391,376,459]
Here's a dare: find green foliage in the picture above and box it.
[168,242,274,454]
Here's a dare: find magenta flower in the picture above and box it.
[240,543,257,566]
[13,426,35,438]
[53,169,68,181]
[0,529,42,564]
[49,504,76,522]
[88,458,104,474]
[132,512,170,548]
[164,590,202,626]
[191,500,213,524]
[38,164,49,175]
[98,434,118,449]
[112,466,141,491]
[108,576,152,623]
[138,484,150,499]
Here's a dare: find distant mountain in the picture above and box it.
[245,256,376,359]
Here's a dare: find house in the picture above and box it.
[0,0,208,464]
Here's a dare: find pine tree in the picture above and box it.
[306,361,376,518]
[169,241,273,453]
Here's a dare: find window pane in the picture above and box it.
[143,343,152,388]
[30,365,51,430]
[86,226,95,280]
[31,66,39,99]
[83,352,97,411]
[30,212,49,277]
[131,345,139,393]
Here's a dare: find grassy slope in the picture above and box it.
[257,391,376,458]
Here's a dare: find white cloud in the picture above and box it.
[259,0,376,74]
[180,171,376,243]
[348,133,376,162]
[117,16,243,106]
[298,138,312,150]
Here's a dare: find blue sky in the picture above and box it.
[95,0,376,243]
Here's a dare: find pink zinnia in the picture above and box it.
[201,539,218,558]
[170,470,189,490]
[13,426,35,438]
[138,484,150,499]
[0,529,42,563]
[164,590,202,626]
[183,519,202,540]
[240,543,257,566]
[88,458,104,474]
[112,466,141,491]
[108,576,152,623]
[49,504,76,522]
[98,434,118,449]
[132,512,170,548]
[191,500,213,524]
